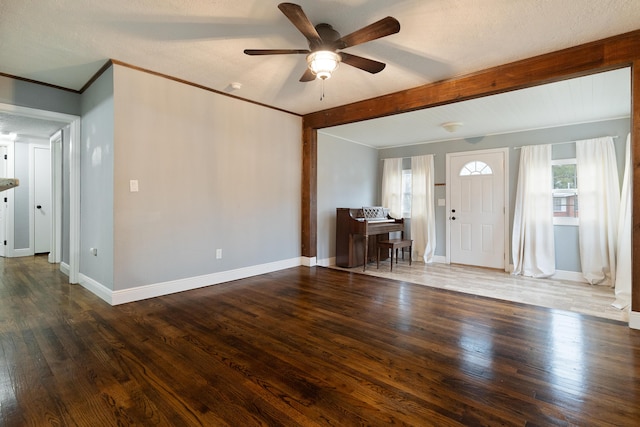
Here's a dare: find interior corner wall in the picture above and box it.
[80,66,115,290]
[317,133,378,264]
[111,65,302,291]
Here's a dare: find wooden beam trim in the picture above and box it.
[632,61,639,312]
[304,29,640,129]
[301,127,317,258]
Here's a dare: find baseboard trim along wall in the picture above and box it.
[79,257,305,305]
[629,311,640,330]
[301,256,317,267]
[60,262,70,276]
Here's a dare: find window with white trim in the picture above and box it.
[552,158,578,226]
[401,169,411,218]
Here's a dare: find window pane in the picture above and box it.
[402,170,411,218]
[551,160,578,222]
[552,194,578,218]
[459,160,493,176]
[552,163,577,190]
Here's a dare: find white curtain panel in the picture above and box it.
[576,137,620,286]
[381,158,403,218]
[411,155,436,263]
[512,144,555,278]
[613,133,631,309]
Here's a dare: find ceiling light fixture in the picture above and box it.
[307,50,341,80]
[441,122,463,133]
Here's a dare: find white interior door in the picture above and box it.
[34,146,51,254]
[448,149,506,269]
[0,146,6,257]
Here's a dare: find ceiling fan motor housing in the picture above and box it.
[314,23,341,50]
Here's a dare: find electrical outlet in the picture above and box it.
[129,180,139,192]
[216,249,222,259]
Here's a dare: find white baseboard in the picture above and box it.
[60,262,70,276]
[300,256,317,267]
[78,273,114,305]
[432,255,447,264]
[629,311,640,330]
[316,256,333,267]
[78,257,306,306]
[9,248,33,258]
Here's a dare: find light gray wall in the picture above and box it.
[0,74,80,115]
[317,133,379,264]
[111,64,302,290]
[378,118,630,272]
[80,67,114,289]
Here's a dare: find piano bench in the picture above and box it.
[377,239,413,272]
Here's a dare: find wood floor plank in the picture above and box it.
[1,255,639,426]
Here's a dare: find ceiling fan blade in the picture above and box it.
[339,52,386,74]
[299,68,316,82]
[334,16,400,49]
[278,3,322,49]
[244,49,309,55]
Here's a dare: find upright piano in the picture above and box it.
[336,207,404,271]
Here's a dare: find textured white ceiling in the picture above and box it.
[321,67,631,147]
[1,0,640,116]
[0,0,640,114]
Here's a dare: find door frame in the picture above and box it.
[445,147,510,270]
[0,102,80,284]
[49,130,62,263]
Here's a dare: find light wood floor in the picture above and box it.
[332,260,629,323]
[2,255,639,425]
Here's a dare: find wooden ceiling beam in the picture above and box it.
[303,29,640,130]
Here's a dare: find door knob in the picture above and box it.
[36,205,42,209]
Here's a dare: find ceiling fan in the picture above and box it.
[244,2,400,82]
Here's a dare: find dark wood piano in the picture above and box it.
[336,207,405,271]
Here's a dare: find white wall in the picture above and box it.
[111,65,302,291]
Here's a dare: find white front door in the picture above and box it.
[447,149,506,269]
[34,146,51,254]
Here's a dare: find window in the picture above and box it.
[401,169,411,218]
[459,160,493,176]
[552,158,578,225]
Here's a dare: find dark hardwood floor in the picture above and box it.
[1,255,639,426]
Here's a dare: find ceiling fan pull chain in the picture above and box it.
[320,78,325,101]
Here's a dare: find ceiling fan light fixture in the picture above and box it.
[307,50,340,80]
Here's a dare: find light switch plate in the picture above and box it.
[438,198,445,206]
